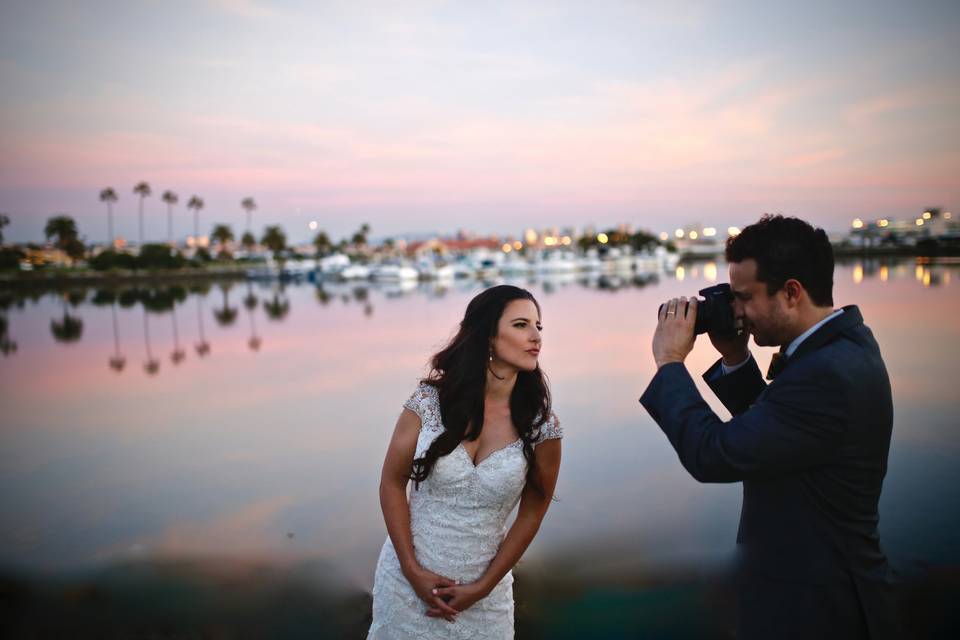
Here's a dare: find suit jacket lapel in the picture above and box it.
[776,305,863,377]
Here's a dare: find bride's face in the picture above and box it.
[490,299,542,372]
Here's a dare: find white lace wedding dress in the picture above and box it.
[368,383,562,640]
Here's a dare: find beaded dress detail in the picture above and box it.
[368,383,562,640]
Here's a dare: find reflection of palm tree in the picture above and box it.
[0,315,17,356]
[109,302,126,372]
[263,291,290,321]
[213,282,238,326]
[142,308,159,375]
[170,305,186,364]
[195,295,210,357]
[315,285,330,305]
[51,297,83,343]
[242,282,261,351]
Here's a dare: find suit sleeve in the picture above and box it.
[703,356,767,416]
[640,362,847,483]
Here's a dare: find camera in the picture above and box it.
[660,283,740,336]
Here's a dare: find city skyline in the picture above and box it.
[1,1,958,244]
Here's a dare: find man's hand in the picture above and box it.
[708,320,750,366]
[653,297,697,368]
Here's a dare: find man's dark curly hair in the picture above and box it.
[725,214,834,307]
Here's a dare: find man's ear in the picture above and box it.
[782,279,804,306]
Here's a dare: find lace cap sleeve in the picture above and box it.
[402,383,441,431]
[534,411,563,446]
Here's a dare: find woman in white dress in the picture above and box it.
[368,285,562,639]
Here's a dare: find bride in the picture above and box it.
[368,285,563,639]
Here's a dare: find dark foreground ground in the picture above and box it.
[2,558,957,639]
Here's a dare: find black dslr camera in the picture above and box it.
[660,283,740,337]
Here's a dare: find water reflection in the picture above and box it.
[1,257,959,638]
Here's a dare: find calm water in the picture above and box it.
[1,258,958,593]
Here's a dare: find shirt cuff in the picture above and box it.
[719,352,752,376]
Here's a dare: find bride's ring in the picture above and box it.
[666,311,676,315]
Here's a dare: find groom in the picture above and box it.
[640,215,900,639]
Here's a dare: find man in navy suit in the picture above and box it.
[640,215,900,639]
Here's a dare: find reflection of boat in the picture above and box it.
[338,264,370,280]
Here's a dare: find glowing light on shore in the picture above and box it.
[525,229,538,244]
[675,228,684,239]
[308,221,318,231]
[702,227,717,237]
[544,236,557,246]
[945,212,953,219]
[659,232,669,241]
[689,231,699,240]
[923,211,932,220]
[561,236,572,246]
[916,218,924,226]
[878,219,889,228]
[852,218,864,229]
[727,226,741,236]
[513,241,522,250]
[502,243,512,253]
[597,233,609,244]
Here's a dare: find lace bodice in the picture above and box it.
[368,382,562,639]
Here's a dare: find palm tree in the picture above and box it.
[261,225,287,259]
[351,222,371,247]
[241,231,257,252]
[161,190,179,245]
[0,213,9,244]
[187,196,204,248]
[133,181,151,246]
[99,188,118,246]
[241,197,257,234]
[44,215,79,247]
[44,215,85,263]
[313,230,332,257]
[211,224,234,258]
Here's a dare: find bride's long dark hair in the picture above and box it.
[409,285,551,493]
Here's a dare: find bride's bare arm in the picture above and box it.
[380,408,459,620]
[430,437,562,615]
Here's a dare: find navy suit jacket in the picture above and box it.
[640,306,900,639]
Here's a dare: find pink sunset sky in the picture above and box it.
[1,0,958,244]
